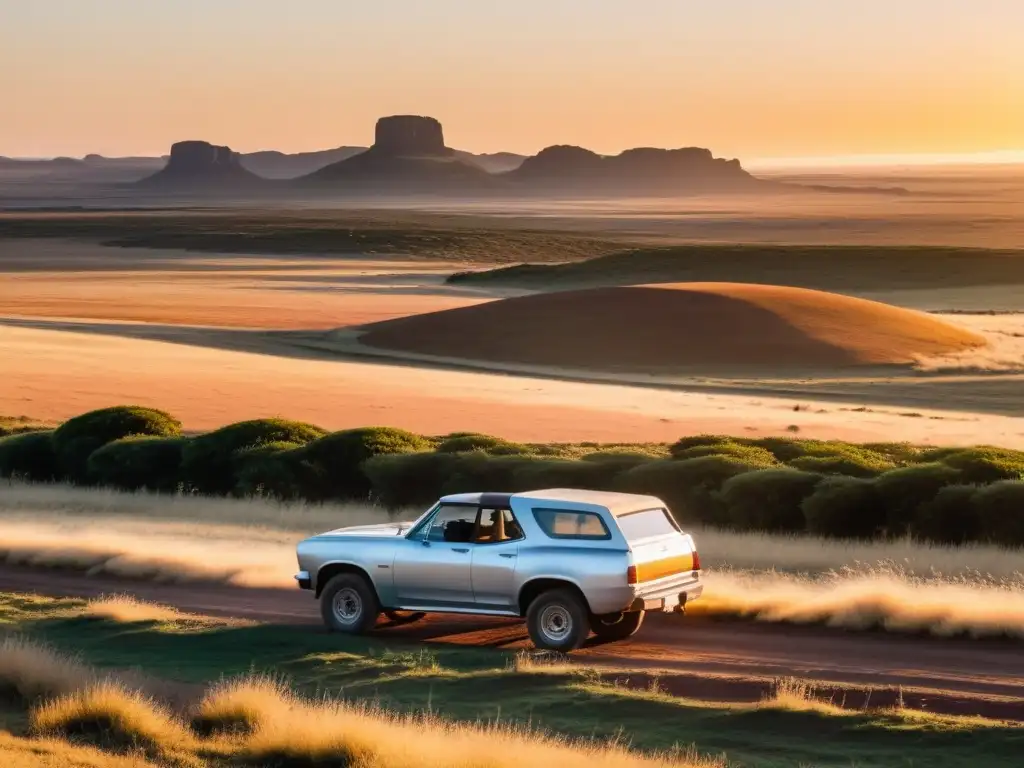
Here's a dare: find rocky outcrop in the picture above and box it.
[138,141,263,188]
[373,115,450,157]
[300,115,494,192]
[509,144,761,194]
[165,141,242,173]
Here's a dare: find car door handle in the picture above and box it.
[499,553,517,559]
[452,548,470,553]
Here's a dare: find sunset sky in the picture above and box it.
[3,0,1022,163]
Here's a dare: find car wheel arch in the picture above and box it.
[315,562,379,599]
[517,577,590,617]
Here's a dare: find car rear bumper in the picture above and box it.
[630,571,702,613]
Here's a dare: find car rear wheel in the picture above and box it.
[526,589,590,651]
[592,610,645,642]
[319,573,380,634]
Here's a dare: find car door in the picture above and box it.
[470,507,523,610]
[391,504,478,609]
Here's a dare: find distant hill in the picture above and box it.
[300,116,500,192]
[506,145,763,194]
[137,141,265,190]
[239,147,367,178]
[5,116,792,197]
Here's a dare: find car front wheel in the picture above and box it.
[592,610,645,642]
[526,589,590,651]
[319,573,380,634]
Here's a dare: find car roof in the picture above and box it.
[437,492,513,508]
[438,488,664,517]
[516,488,664,516]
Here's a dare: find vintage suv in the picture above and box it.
[295,488,702,651]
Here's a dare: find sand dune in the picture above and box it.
[360,283,986,371]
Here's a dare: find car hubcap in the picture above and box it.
[332,587,362,626]
[539,604,572,643]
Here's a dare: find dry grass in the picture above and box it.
[759,678,847,716]
[0,481,393,533]
[696,566,1024,638]
[219,678,718,768]
[29,681,191,756]
[84,596,188,625]
[190,675,289,736]
[0,636,94,704]
[690,525,1024,583]
[0,730,160,767]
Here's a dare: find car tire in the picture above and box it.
[526,589,590,651]
[592,610,645,642]
[319,573,380,634]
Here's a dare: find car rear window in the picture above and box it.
[533,508,611,540]
[616,508,679,541]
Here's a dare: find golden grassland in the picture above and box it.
[1,594,1022,767]
[3,634,722,768]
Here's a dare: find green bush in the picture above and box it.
[672,442,778,466]
[233,441,308,499]
[748,437,818,462]
[364,452,462,509]
[914,485,981,545]
[440,454,541,495]
[669,435,736,458]
[0,430,59,482]
[719,468,823,533]
[180,419,326,495]
[298,427,432,501]
[934,448,1024,484]
[974,481,1024,546]
[617,456,759,525]
[789,454,892,479]
[801,476,885,539]
[580,450,657,471]
[873,463,962,536]
[512,457,623,491]
[0,417,50,438]
[436,434,533,456]
[860,442,921,465]
[86,435,189,492]
[50,406,181,483]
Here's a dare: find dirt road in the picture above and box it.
[3,565,1023,720]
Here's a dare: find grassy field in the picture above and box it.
[448,244,1024,293]
[1,593,1022,767]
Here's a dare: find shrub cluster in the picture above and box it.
[3,408,1023,547]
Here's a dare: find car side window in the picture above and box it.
[474,508,524,544]
[424,505,477,543]
[533,508,611,540]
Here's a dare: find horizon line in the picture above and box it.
[6,146,1024,171]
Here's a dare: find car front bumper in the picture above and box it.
[295,571,312,590]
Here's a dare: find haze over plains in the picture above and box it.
[3,0,1023,165]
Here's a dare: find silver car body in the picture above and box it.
[295,488,702,617]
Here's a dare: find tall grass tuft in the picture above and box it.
[29,680,191,755]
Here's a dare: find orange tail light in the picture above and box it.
[627,565,637,585]
[692,551,701,571]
